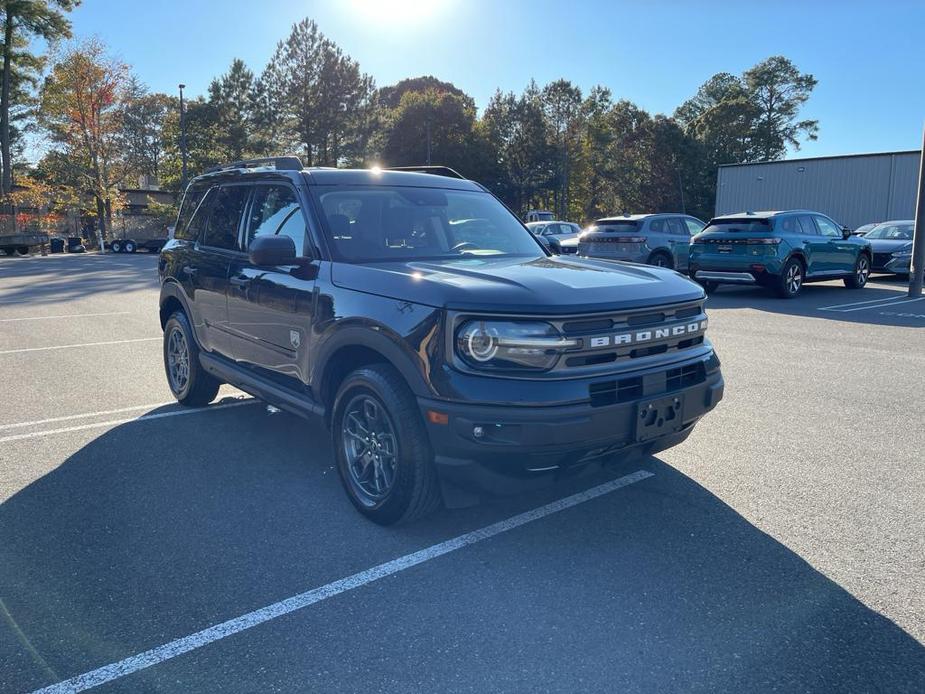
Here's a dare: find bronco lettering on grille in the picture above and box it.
[587,320,707,349]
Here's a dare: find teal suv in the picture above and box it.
[689,210,872,298]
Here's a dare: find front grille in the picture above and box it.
[588,361,706,408]
[872,252,892,269]
[552,300,708,372]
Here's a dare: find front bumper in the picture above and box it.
[419,353,724,492]
[872,255,911,273]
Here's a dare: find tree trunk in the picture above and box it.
[0,11,14,199]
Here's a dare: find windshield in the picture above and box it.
[588,220,639,233]
[864,222,914,240]
[315,186,544,262]
[702,219,771,233]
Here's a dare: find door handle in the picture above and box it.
[182,265,197,276]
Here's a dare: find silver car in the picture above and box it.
[578,213,706,270]
[526,221,581,254]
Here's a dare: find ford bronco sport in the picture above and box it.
[158,158,724,524]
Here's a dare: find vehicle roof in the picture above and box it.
[711,210,818,220]
[527,220,574,226]
[594,213,688,222]
[191,166,485,192]
[871,219,915,225]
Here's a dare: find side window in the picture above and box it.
[245,185,305,256]
[797,215,817,235]
[183,188,215,242]
[814,216,842,239]
[174,185,208,240]
[665,217,685,235]
[777,216,801,235]
[684,218,705,236]
[201,185,248,251]
[648,218,664,233]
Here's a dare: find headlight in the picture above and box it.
[455,320,578,371]
[892,248,913,257]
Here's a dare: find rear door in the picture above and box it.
[189,184,249,355]
[226,182,317,380]
[666,217,690,270]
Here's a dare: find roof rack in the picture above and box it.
[385,165,465,180]
[206,156,304,174]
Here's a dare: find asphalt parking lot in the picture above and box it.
[1,252,923,693]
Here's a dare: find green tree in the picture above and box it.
[541,79,583,219]
[121,78,173,183]
[744,56,818,160]
[207,57,256,161]
[0,0,78,196]
[266,18,375,166]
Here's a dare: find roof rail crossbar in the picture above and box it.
[206,156,304,174]
[385,165,465,180]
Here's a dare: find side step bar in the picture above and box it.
[199,352,325,419]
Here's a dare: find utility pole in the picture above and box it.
[677,168,686,215]
[178,84,188,190]
[908,125,925,297]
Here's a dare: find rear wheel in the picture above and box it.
[844,254,870,289]
[648,251,673,269]
[110,240,122,253]
[775,258,804,298]
[124,240,137,253]
[163,311,221,406]
[332,364,441,525]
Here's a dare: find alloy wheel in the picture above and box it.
[786,263,802,294]
[857,256,869,286]
[341,394,399,504]
[166,327,190,394]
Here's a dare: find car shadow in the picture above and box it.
[704,275,925,327]
[1,404,923,692]
[0,254,158,307]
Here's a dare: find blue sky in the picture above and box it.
[64,0,924,159]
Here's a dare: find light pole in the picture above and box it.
[178,83,188,190]
[908,123,925,298]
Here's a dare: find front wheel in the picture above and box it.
[163,311,221,406]
[775,258,804,298]
[648,251,673,269]
[332,364,441,525]
[844,254,870,289]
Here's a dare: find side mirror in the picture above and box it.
[842,226,851,239]
[249,235,297,266]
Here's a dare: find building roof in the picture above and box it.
[717,149,921,168]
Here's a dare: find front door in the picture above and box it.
[226,183,317,381]
[813,215,855,274]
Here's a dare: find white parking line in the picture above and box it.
[821,296,925,313]
[0,402,172,431]
[817,295,908,310]
[31,469,653,694]
[0,337,159,355]
[0,311,133,323]
[0,399,257,444]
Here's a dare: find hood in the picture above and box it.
[867,238,912,252]
[331,255,704,314]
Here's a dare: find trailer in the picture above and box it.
[0,231,49,256]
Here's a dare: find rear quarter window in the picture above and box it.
[174,185,209,240]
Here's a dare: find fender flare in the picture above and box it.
[313,323,433,400]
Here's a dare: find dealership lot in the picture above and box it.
[1,253,923,693]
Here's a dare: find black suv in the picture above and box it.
[158,158,724,524]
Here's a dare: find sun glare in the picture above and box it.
[345,0,453,27]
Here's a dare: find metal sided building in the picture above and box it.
[714,150,921,229]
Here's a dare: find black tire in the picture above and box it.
[698,280,719,293]
[775,257,804,298]
[110,240,122,253]
[648,251,673,269]
[124,240,137,253]
[14,246,29,257]
[332,364,441,525]
[163,310,221,406]
[844,254,870,289]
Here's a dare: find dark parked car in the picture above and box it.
[863,220,915,276]
[159,158,724,524]
[689,210,872,298]
[526,220,581,254]
[578,214,706,270]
